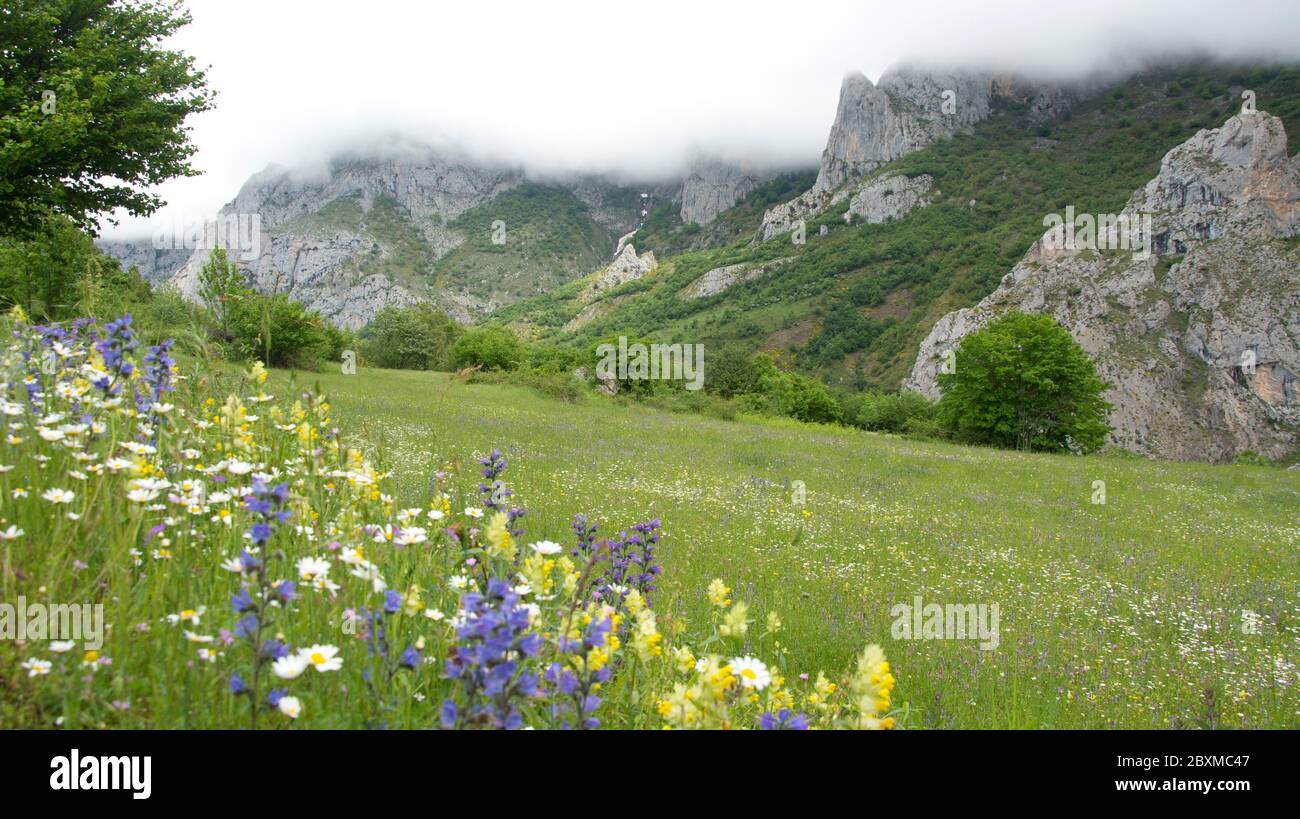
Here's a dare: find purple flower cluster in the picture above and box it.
[759,709,810,730]
[477,449,510,510]
[138,339,176,412]
[478,448,527,535]
[545,615,614,729]
[242,479,291,546]
[92,314,138,396]
[441,578,541,729]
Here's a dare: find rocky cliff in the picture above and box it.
[760,66,1077,240]
[678,158,774,226]
[906,109,1300,461]
[96,241,192,286]
[134,142,780,329]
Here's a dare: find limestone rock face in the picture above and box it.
[815,69,989,195]
[760,66,1077,241]
[906,110,1300,461]
[679,159,773,226]
[167,144,524,329]
[681,257,791,299]
[846,173,934,224]
[586,244,657,296]
[95,241,191,286]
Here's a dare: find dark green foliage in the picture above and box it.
[227,291,339,370]
[0,0,214,236]
[358,303,463,370]
[936,312,1111,452]
[451,325,525,371]
[845,390,935,434]
[705,344,760,398]
[0,215,142,320]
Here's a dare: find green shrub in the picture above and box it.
[848,390,935,433]
[936,311,1111,452]
[451,325,525,371]
[228,292,336,369]
[358,303,462,370]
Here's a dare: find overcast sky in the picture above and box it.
[100,0,1300,239]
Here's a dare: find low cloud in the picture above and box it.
[100,0,1300,238]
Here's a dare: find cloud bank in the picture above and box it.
[100,0,1300,238]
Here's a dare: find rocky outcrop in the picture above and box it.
[681,257,791,299]
[760,66,1078,241]
[679,159,773,226]
[906,110,1300,461]
[96,241,191,286]
[585,244,657,296]
[846,173,934,224]
[166,143,526,328]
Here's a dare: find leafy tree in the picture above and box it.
[936,311,1111,452]
[451,326,524,372]
[358,303,463,370]
[0,0,214,236]
[197,249,249,338]
[706,344,759,398]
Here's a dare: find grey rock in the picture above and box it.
[681,257,791,299]
[96,240,191,286]
[906,110,1300,461]
[679,159,774,226]
[586,244,657,296]
[761,66,1081,241]
[846,173,934,224]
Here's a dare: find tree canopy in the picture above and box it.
[937,311,1112,452]
[0,0,214,237]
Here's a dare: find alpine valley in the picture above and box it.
[100,60,1300,462]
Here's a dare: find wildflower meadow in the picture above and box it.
[0,312,898,729]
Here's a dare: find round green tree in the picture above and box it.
[936,311,1111,452]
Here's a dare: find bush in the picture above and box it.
[742,352,841,424]
[848,390,935,433]
[358,303,463,370]
[451,326,525,371]
[228,292,336,369]
[936,311,1111,452]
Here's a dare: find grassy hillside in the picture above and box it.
[492,63,1300,390]
[304,364,1297,728]
[430,183,628,304]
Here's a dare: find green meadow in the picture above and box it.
[293,364,1300,729]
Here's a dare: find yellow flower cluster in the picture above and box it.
[848,644,896,729]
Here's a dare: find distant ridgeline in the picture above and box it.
[98,61,1300,460]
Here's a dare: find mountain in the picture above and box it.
[757,66,1080,240]
[906,109,1299,460]
[493,61,1299,460]
[99,143,787,329]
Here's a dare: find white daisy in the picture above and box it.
[729,656,772,691]
[300,644,343,673]
[271,653,310,680]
